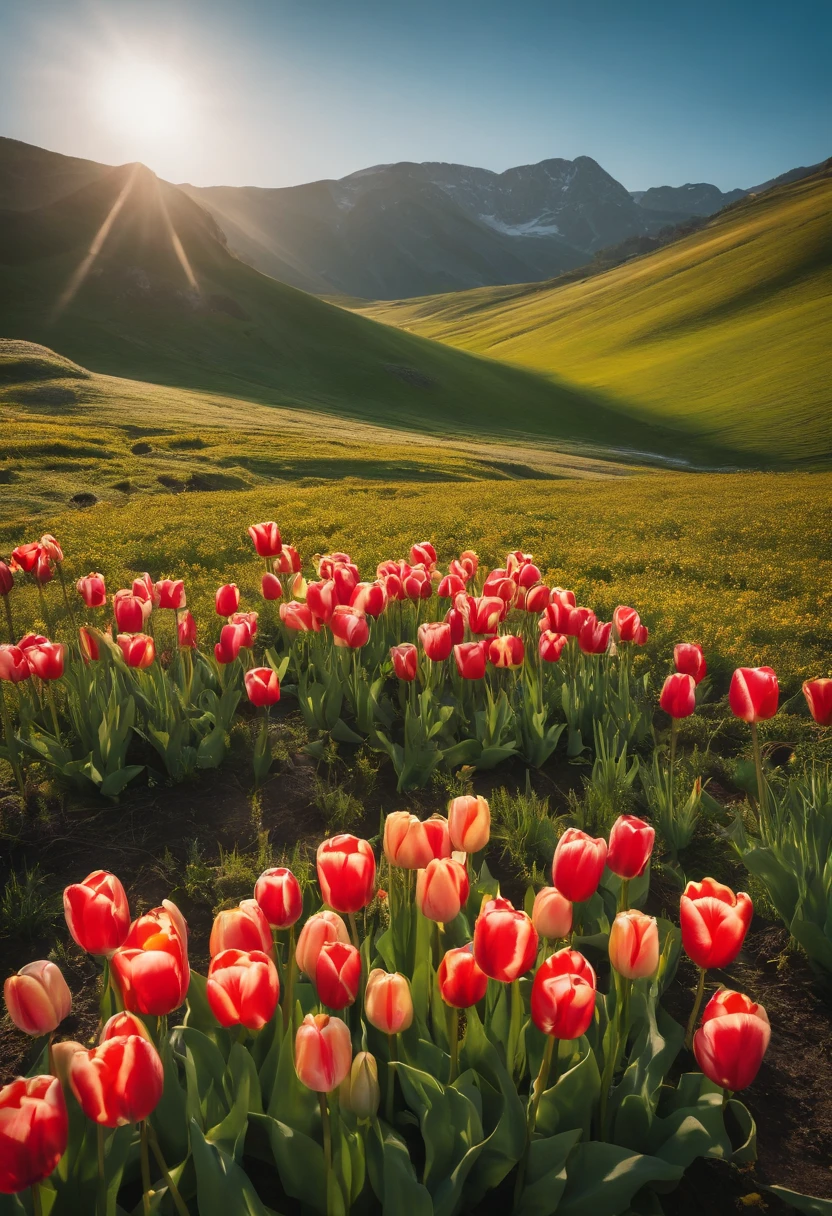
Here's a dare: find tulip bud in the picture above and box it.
[207,948,279,1030]
[39,535,63,563]
[330,605,369,649]
[609,910,659,979]
[693,989,770,1091]
[607,815,655,880]
[680,878,753,970]
[418,621,453,662]
[131,573,157,605]
[539,631,566,663]
[70,1034,164,1126]
[390,643,418,681]
[100,1012,152,1043]
[155,579,186,611]
[249,521,282,557]
[255,867,303,929]
[613,605,648,645]
[454,640,488,680]
[177,610,197,649]
[295,910,350,976]
[384,811,441,870]
[339,1050,380,1119]
[117,633,155,669]
[416,858,469,923]
[0,1075,68,1194]
[210,899,272,958]
[467,596,505,635]
[437,945,488,1009]
[315,941,361,1010]
[552,828,607,903]
[215,583,241,617]
[365,969,414,1034]
[410,541,437,568]
[803,678,832,726]
[245,666,281,707]
[63,869,130,957]
[316,834,376,914]
[4,961,71,1036]
[530,949,597,1039]
[0,561,13,597]
[578,616,612,655]
[214,621,249,664]
[261,572,283,601]
[445,606,465,645]
[10,543,42,573]
[113,590,151,634]
[306,580,337,624]
[294,1013,352,1092]
[275,544,301,574]
[448,795,490,853]
[25,641,65,681]
[473,897,538,983]
[674,642,707,685]
[350,581,387,618]
[437,574,466,599]
[729,666,779,723]
[532,887,572,940]
[111,902,190,1016]
[660,672,696,719]
[76,572,107,608]
[524,584,550,614]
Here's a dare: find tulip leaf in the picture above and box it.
[459,1007,527,1203]
[151,1035,191,1165]
[765,1186,832,1214]
[395,1060,484,1199]
[366,1119,433,1216]
[183,971,221,1037]
[514,1128,582,1216]
[249,1112,329,1214]
[535,1036,601,1142]
[556,1142,683,1216]
[726,1097,757,1163]
[190,1119,270,1216]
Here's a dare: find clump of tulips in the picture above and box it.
[2,792,780,1216]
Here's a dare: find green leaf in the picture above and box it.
[557,1142,683,1216]
[366,1120,432,1216]
[250,1112,331,1215]
[515,1128,582,1216]
[190,1119,269,1216]
[765,1186,832,1214]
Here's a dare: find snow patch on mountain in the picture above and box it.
[479,214,562,237]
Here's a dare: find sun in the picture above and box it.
[98,60,189,141]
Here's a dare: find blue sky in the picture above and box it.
[0,0,829,190]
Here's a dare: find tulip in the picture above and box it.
[454,640,488,680]
[245,666,281,707]
[473,897,538,983]
[578,616,612,655]
[674,642,707,685]
[0,644,30,682]
[255,867,303,928]
[215,583,241,616]
[339,1051,380,1119]
[131,573,158,605]
[438,945,488,1009]
[210,899,272,958]
[729,666,779,723]
[349,581,386,618]
[544,602,593,637]
[280,601,320,632]
[249,521,283,558]
[261,572,283,601]
[316,941,361,1010]
[155,579,186,611]
[295,911,351,976]
[524,583,550,614]
[364,969,413,1034]
[552,828,607,903]
[403,567,432,602]
[0,560,14,596]
[317,834,376,916]
[207,948,279,1030]
[100,1012,152,1043]
[63,869,130,956]
[275,544,301,574]
[18,634,48,652]
[39,535,63,563]
[10,543,42,573]
[111,902,190,1016]
[295,1012,352,1092]
[437,574,466,599]
[539,630,566,663]
[613,605,648,645]
[117,633,155,669]
[445,606,465,644]
[332,564,359,606]
[680,878,753,971]
[25,641,65,681]
[34,554,54,584]
[530,949,597,1038]
[467,596,505,635]
[330,605,369,648]
[803,678,832,726]
[693,989,771,1092]
[488,634,524,669]
[177,610,197,649]
[424,814,452,859]
[448,795,490,853]
[483,572,515,607]
[113,590,151,633]
[4,961,71,1036]
[410,541,437,568]
[607,814,655,883]
[416,858,469,923]
[418,621,453,662]
[390,643,418,681]
[306,580,337,624]
[609,910,659,979]
[230,610,258,642]
[532,887,573,941]
[449,550,478,583]
[660,672,696,719]
[214,621,249,664]
[320,552,355,578]
[70,1034,164,1126]
[384,811,439,869]
[76,572,106,609]
[0,1075,68,1194]
[51,1040,86,1087]
[78,626,104,663]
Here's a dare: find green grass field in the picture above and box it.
[358,168,832,467]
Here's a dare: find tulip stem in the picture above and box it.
[447,1005,460,1084]
[669,719,678,822]
[283,925,296,1034]
[319,1091,333,1213]
[507,978,523,1083]
[750,722,767,828]
[97,1124,107,1216]
[46,683,61,743]
[56,563,78,629]
[31,1183,44,1216]
[348,911,360,950]
[514,1035,555,1204]
[171,609,180,654]
[617,878,630,914]
[385,1033,397,1123]
[599,973,632,1138]
[685,965,707,1051]
[2,592,13,642]
[147,1123,190,1216]
[0,682,25,796]
[140,1121,152,1215]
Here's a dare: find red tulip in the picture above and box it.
[607,814,655,880]
[467,595,505,635]
[111,901,190,1016]
[438,945,488,1009]
[532,887,573,940]
[674,643,707,685]
[473,897,538,982]
[454,640,488,680]
[416,858,469,922]
[113,590,151,633]
[680,878,753,970]
[384,811,442,869]
[729,666,779,723]
[350,581,387,617]
[255,867,302,929]
[10,543,44,573]
[552,828,607,903]
[280,601,321,632]
[245,666,281,707]
[63,870,130,956]
[803,678,832,726]
[578,616,611,655]
[0,561,13,596]
[207,948,279,1030]
[99,1012,151,1043]
[295,1013,352,1092]
[274,544,301,574]
[249,522,283,558]
[215,583,240,616]
[39,535,63,563]
[70,1034,163,1126]
[4,961,71,1036]
[488,634,524,669]
[544,601,593,637]
[155,579,186,611]
[117,633,155,668]
[296,911,350,976]
[177,610,197,649]
[539,631,567,663]
[0,1075,68,1194]
[424,813,452,859]
[76,572,106,608]
[524,583,550,614]
[418,620,452,661]
[0,644,30,683]
[214,621,248,664]
[33,554,54,584]
[364,970,413,1033]
[79,626,103,663]
[410,542,437,568]
[18,634,47,652]
[530,949,597,1038]
[330,605,370,649]
[332,564,358,605]
[210,899,272,958]
[316,941,361,1010]
[306,580,337,624]
[483,571,516,608]
[24,641,65,681]
[448,795,490,853]
[317,834,376,913]
[660,672,696,719]
[437,574,466,598]
[131,573,158,605]
[261,572,283,601]
[449,550,478,583]
[613,605,648,645]
[403,566,432,602]
[609,910,659,979]
[693,989,770,1091]
[320,552,357,580]
[390,643,418,681]
[445,606,465,645]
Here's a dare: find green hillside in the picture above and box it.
[359,166,832,466]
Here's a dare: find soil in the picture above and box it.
[1,715,830,1215]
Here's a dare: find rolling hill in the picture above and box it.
[358,165,832,466]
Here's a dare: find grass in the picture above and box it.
[0,863,62,939]
[357,167,832,467]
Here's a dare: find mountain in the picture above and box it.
[357,164,832,467]
[632,163,821,217]
[0,136,108,210]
